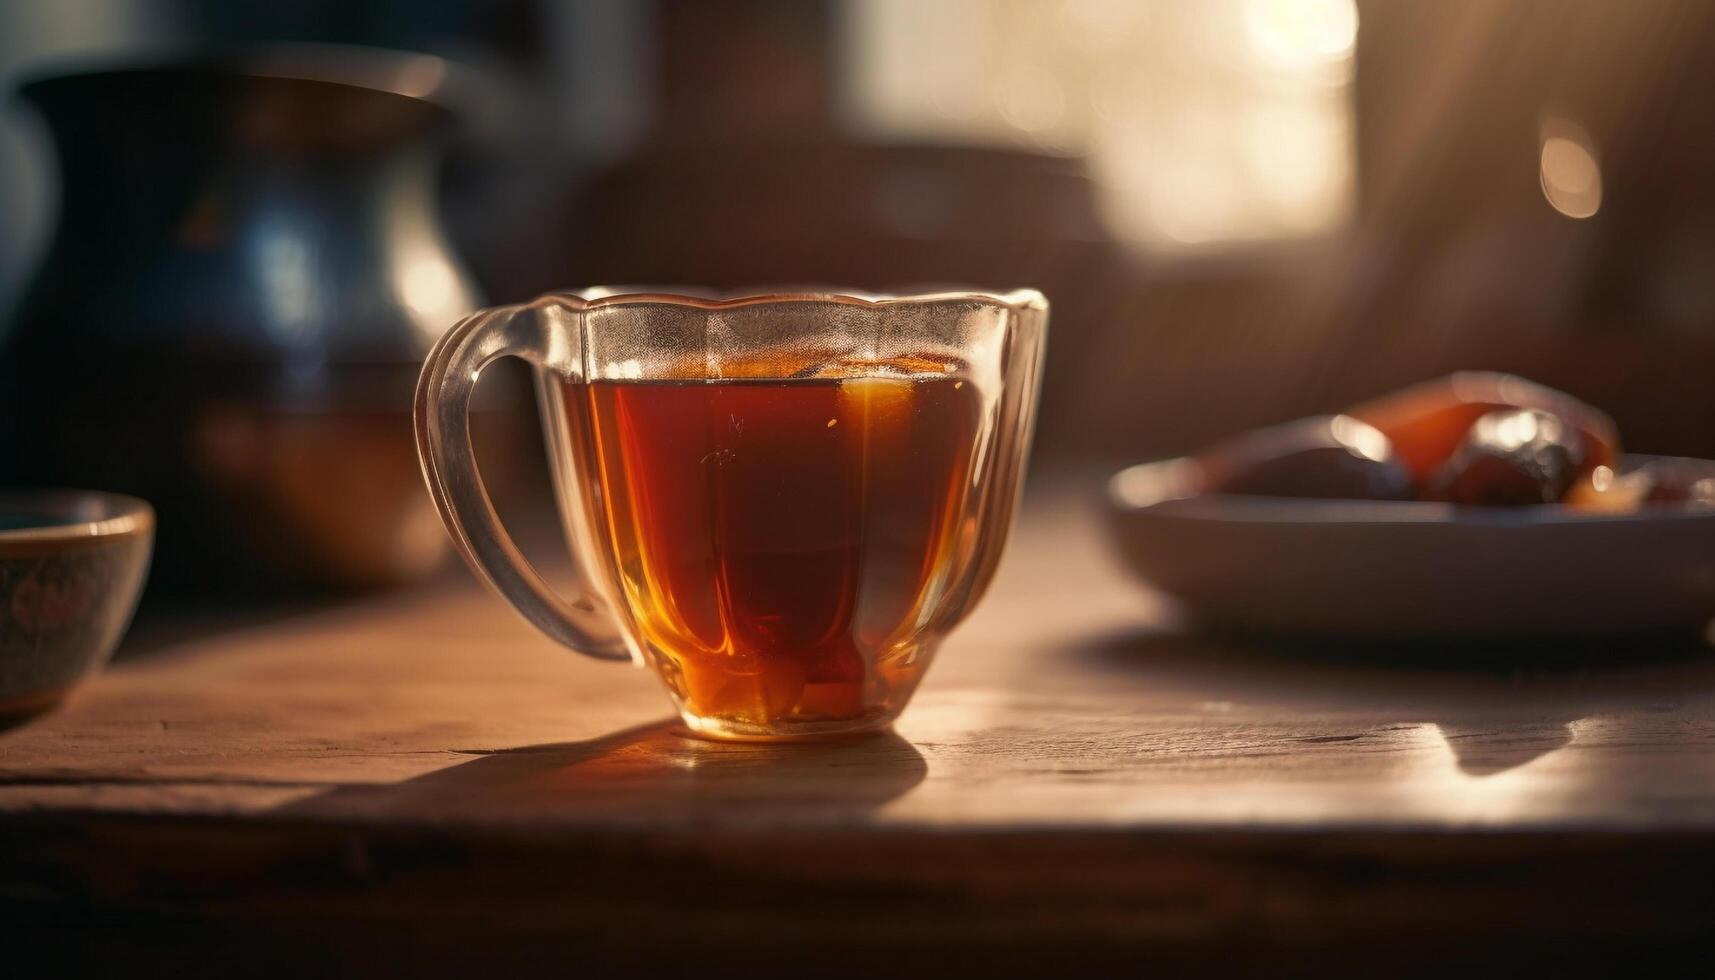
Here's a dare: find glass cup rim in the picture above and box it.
[534,285,1048,314]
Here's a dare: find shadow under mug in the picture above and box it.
[415,288,1048,740]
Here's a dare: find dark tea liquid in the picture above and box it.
[564,371,982,730]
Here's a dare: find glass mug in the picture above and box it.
[415,288,1047,740]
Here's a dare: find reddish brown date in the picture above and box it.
[1428,409,1587,506]
[1200,415,1415,501]
[1347,372,1618,483]
[1640,461,1715,507]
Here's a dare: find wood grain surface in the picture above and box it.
[4,480,1715,974]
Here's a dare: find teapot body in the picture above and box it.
[2,51,477,592]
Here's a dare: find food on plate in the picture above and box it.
[1199,415,1414,500]
[1182,372,1706,512]
[1426,409,1587,506]
[1640,460,1715,507]
[1565,458,1715,513]
[1346,371,1618,483]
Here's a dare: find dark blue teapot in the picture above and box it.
[2,46,478,594]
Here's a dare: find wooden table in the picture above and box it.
[5,480,1715,975]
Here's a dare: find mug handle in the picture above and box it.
[414,302,630,661]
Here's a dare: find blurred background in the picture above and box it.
[3,0,1714,601]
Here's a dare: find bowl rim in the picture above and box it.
[0,490,155,544]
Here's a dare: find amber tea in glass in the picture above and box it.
[416,289,1047,740]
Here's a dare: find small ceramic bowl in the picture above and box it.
[0,491,153,723]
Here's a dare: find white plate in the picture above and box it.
[1107,455,1715,638]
